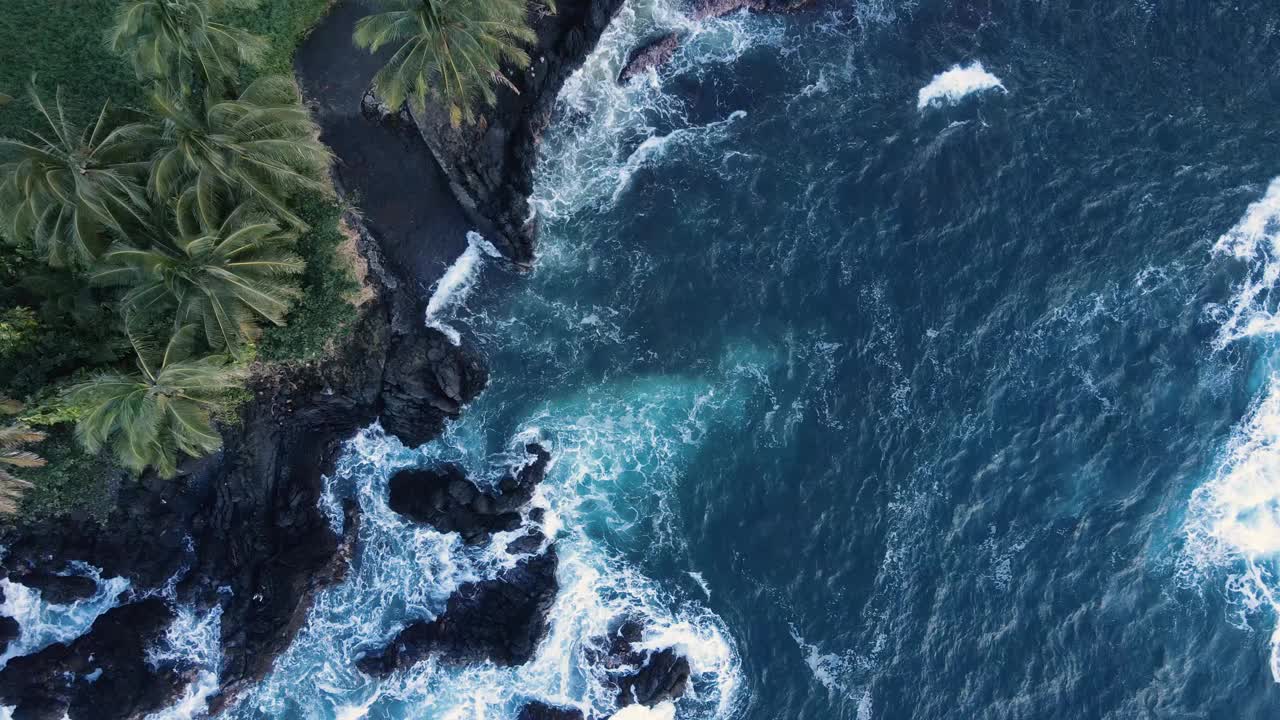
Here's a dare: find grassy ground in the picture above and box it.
[0,0,358,520]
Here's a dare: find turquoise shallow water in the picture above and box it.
[142,0,1280,718]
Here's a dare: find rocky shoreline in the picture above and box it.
[0,0,777,714]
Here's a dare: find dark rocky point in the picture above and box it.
[0,615,19,655]
[357,547,559,675]
[7,571,100,605]
[517,700,587,720]
[589,618,692,707]
[0,599,184,720]
[388,443,551,543]
[381,328,489,449]
[618,32,685,83]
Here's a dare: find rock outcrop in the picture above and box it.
[6,571,99,605]
[357,547,559,675]
[0,599,183,720]
[387,443,551,543]
[518,701,587,720]
[618,32,685,83]
[409,0,628,264]
[589,618,692,708]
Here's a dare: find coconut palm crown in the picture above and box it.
[69,325,243,477]
[109,0,268,97]
[353,0,536,126]
[148,76,330,228]
[93,194,304,350]
[0,86,152,267]
[0,416,45,515]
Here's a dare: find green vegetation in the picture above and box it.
[0,0,361,517]
[0,408,46,514]
[354,0,537,126]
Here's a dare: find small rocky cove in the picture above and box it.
[0,0,754,716]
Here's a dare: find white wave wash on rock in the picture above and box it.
[532,0,784,219]
[143,605,223,720]
[1184,176,1280,683]
[0,564,129,668]
[916,62,1005,110]
[425,231,503,345]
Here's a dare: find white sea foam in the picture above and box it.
[0,565,129,668]
[1185,176,1280,683]
[916,62,1006,110]
[144,605,223,720]
[1210,178,1280,346]
[425,231,502,345]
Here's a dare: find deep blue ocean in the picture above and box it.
[15,1,1280,718]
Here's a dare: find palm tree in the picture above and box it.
[353,0,536,126]
[69,325,243,477]
[109,0,268,97]
[147,76,331,228]
[0,399,45,515]
[0,86,152,267]
[93,195,304,350]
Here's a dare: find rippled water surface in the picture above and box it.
[150,0,1280,717]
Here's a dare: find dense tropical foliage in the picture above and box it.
[0,0,360,515]
[109,0,268,97]
[0,401,45,514]
[353,0,536,126]
[70,326,242,477]
[0,88,152,268]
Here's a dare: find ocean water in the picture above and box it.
[145,0,1280,717]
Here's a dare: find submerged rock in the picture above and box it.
[7,571,99,605]
[690,0,815,20]
[518,701,587,720]
[618,32,685,83]
[357,547,559,674]
[388,443,551,543]
[0,599,183,720]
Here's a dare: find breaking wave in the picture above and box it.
[1185,176,1280,683]
[916,61,1006,110]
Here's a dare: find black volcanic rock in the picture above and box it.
[8,571,99,605]
[381,328,489,448]
[588,618,691,707]
[358,547,559,675]
[689,0,815,19]
[0,599,183,720]
[618,32,685,83]
[617,648,691,707]
[388,443,551,543]
[518,701,586,720]
[0,615,18,655]
[409,0,628,263]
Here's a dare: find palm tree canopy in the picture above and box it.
[0,404,45,515]
[147,76,331,228]
[354,0,536,125]
[109,0,268,97]
[93,195,304,350]
[70,325,243,477]
[0,86,153,267]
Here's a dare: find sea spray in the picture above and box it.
[425,231,503,345]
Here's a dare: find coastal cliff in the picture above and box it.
[0,0,622,715]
